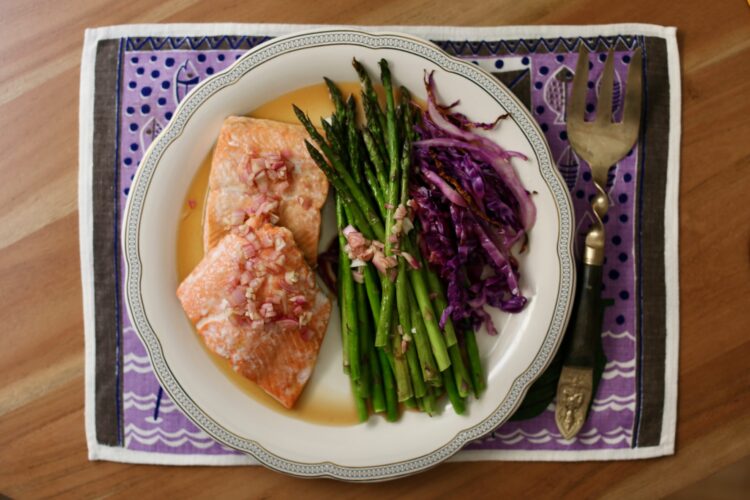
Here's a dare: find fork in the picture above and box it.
[555,46,643,439]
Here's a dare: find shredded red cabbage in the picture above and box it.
[412,72,536,335]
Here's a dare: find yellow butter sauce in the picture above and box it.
[176,82,375,426]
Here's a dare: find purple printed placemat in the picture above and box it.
[81,24,679,463]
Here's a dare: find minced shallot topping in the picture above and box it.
[342,225,397,276]
[399,251,421,270]
[389,202,416,248]
[372,252,398,275]
[341,210,425,278]
[285,271,299,284]
[223,216,317,340]
[224,151,292,231]
[241,152,290,194]
[226,193,281,230]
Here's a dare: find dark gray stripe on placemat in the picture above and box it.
[635,36,670,447]
[92,39,122,446]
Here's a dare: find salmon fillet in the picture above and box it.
[177,218,331,409]
[204,116,328,264]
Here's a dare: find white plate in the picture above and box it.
[122,29,575,481]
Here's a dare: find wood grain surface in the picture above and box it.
[1,0,749,497]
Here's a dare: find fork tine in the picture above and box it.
[568,45,589,123]
[621,48,643,140]
[596,49,615,123]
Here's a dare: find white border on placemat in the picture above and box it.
[79,23,680,465]
[79,27,99,464]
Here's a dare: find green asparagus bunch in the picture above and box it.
[293,59,485,421]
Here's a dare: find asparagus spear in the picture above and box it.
[322,118,348,169]
[380,59,400,197]
[392,101,427,400]
[448,344,471,398]
[362,264,382,322]
[416,395,425,412]
[362,129,388,192]
[344,95,362,185]
[408,288,440,385]
[369,341,386,414]
[464,329,486,397]
[405,331,427,399]
[364,160,386,212]
[397,259,426,399]
[324,76,347,123]
[352,380,369,422]
[352,58,387,146]
[390,321,414,402]
[421,387,437,416]
[398,121,411,210]
[336,198,350,374]
[294,105,385,240]
[355,282,372,398]
[373,59,401,348]
[324,78,349,159]
[336,198,359,382]
[420,252,469,397]
[443,366,466,415]
[378,349,399,422]
[406,262,451,371]
[362,98,389,165]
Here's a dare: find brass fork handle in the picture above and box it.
[555,239,604,438]
[555,258,603,439]
[555,176,608,439]
[566,262,603,367]
[583,180,609,266]
[572,175,610,364]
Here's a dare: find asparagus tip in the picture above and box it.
[291,104,307,121]
[303,139,320,159]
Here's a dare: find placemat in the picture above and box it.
[79,23,680,464]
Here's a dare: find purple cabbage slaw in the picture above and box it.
[411,72,537,335]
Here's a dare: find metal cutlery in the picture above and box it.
[555,45,643,439]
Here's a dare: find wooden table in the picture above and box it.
[1,0,749,497]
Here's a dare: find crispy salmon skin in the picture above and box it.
[204,116,328,264]
[177,217,331,409]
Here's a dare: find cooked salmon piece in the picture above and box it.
[204,116,328,264]
[177,217,331,409]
